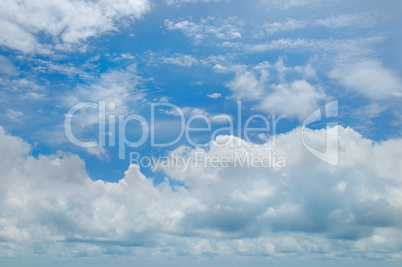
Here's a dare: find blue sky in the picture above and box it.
[0,0,402,266]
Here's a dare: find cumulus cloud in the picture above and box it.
[0,0,151,53]
[330,59,402,99]
[227,70,265,101]
[1,124,402,259]
[227,60,325,118]
[257,80,324,117]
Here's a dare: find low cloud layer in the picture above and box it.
[1,125,402,259]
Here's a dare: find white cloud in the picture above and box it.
[260,14,376,37]
[160,54,198,67]
[257,80,324,118]
[5,109,24,123]
[85,145,110,161]
[64,64,145,128]
[1,125,402,259]
[263,19,304,35]
[115,53,136,61]
[227,60,325,118]
[227,70,265,101]
[245,36,381,54]
[315,14,377,28]
[330,59,402,99]
[0,18,44,54]
[161,105,230,124]
[0,55,19,76]
[34,60,83,77]
[246,38,316,53]
[164,19,203,39]
[200,54,237,72]
[163,106,210,117]
[353,103,384,122]
[164,17,243,41]
[0,0,151,53]
[261,0,321,9]
[207,93,222,99]
[0,77,45,100]
[145,51,202,67]
[165,0,227,6]
[58,64,146,157]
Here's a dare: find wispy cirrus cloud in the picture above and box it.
[160,54,199,67]
[165,0,228,6]
[261,13,377,36]
[164,16,243,41]
[330,59,402,100]
[64,64,146,128]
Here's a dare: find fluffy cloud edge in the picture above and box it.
[1,125,402,260]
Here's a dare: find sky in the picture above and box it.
[0,0,402,266]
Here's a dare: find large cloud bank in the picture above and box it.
[1,125,402,259]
